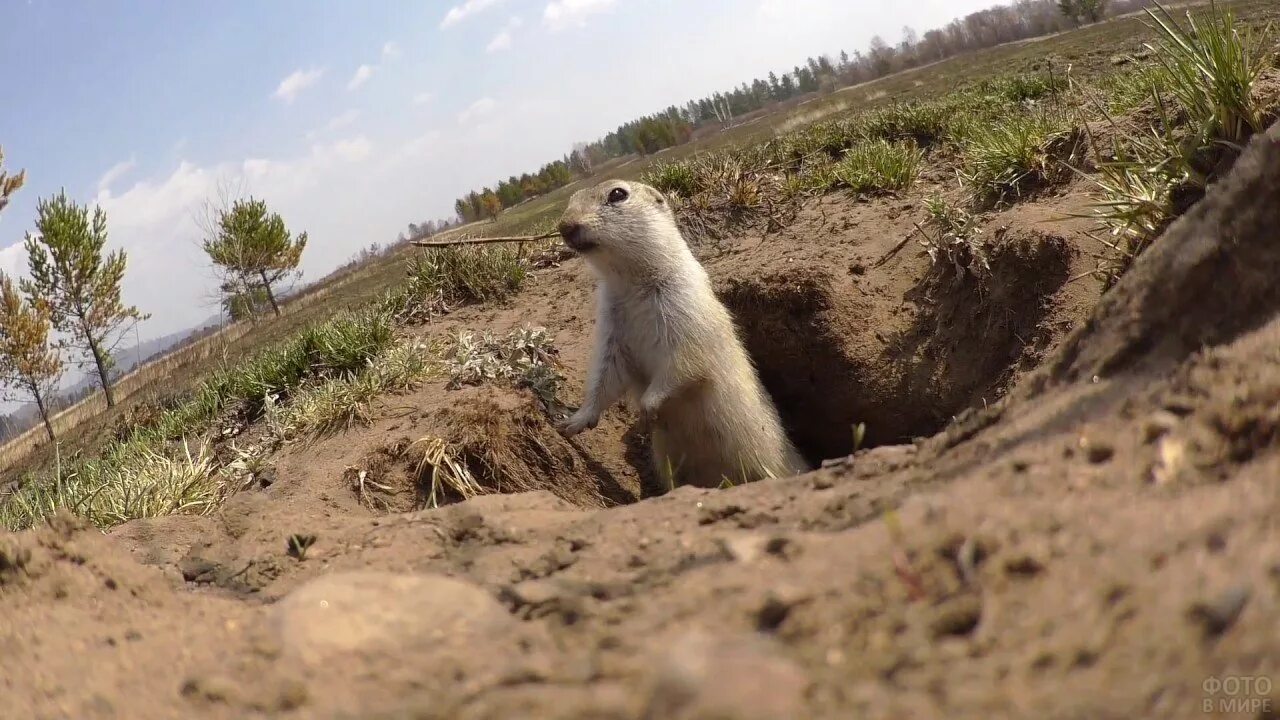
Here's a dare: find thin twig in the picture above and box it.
[411,231,560,248]
[872,224,923,269]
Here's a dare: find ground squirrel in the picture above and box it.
[555,179,809,488]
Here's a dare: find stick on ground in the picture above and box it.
[411,231,560,248]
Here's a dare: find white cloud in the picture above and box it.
[486,30,513,53]
[347,64,375,91]
[457,97,497,124]
[273,68,324,103]
[0,242,26,280]
[307,109,362,139]
[543,0,616,30]
[382,41,401,60]
[331,136,374,163]
[440,0,501,29]
[413,92,435,107]
[97,158,137,193]
[399,130,442,160]
[486,16,523,53]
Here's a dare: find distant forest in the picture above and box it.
[452,0,1157,223]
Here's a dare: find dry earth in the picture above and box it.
[3,123,1280,719]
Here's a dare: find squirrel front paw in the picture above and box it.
[556,409,598,437]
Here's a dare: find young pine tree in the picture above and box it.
[203,197,308,318]
[0,272,64,443]
[22,192,147,408]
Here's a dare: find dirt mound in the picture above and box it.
[334,385,630,513]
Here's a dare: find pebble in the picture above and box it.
[1187,585,1250,637]
[642,631,809,720]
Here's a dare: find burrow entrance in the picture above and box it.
[717,230,1072,467]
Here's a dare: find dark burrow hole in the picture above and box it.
[719,232,1071,467]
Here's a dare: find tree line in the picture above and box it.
[450,0,1158,223]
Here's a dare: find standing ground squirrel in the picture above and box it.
[554,179,809,488]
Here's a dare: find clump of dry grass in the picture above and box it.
[409,435,486,509]
[400,245,528,320]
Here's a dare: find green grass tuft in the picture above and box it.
[1143,0,1274,145]
[960,107,1079,203]
[832,139,924,193]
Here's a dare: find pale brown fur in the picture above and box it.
[555,179,808,488]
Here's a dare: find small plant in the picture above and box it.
[445,326,563,409]
[643,160,702,198]
[918,197,989,280]
[1143,1,1274,145]
[960,108,1078,203]
[833,139,923,194]
[852,422,867,453]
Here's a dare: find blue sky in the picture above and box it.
[0,0,998,349]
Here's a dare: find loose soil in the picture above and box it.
[4,121,1280,720]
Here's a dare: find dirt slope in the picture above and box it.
[3,126,1280,719]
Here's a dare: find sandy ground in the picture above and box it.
[3,124,1280,720]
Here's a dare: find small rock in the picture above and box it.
[715,534,769,564]
[643,632,809,720]
[449,511,486,540]
[1188,585,1250,637]
[502,578,564,609]
[180,675,240,705]
[765,536,796,560]
[929,594,983,638]
[1082,439,1114,464]
[1002,552,1045,577]
[178,555,219,584]
[270,679,309,712]
[812,471,838,489]
[756,586,808,632]
[0,539,32,582]
[271,571,515,667]
[1150,436,1189,485]
[698,504,744,526]
[1141,410,1181,443]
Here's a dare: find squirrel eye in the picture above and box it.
[607,187,629,204]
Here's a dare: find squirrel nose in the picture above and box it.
[558,220,582,244]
